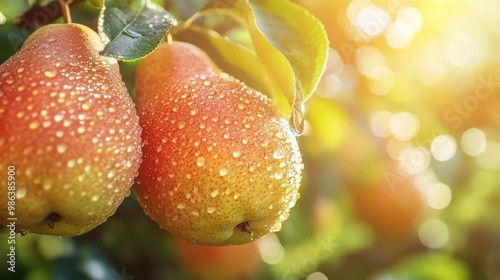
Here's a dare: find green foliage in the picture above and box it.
[98,0,177,61]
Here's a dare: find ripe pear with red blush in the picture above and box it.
[134,42,303,245]
[0,24,142,236]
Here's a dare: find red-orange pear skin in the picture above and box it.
[0,24,142,236]
[134,42,303,245]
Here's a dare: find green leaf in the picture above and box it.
[173,24,278,99]
[87,0,103,8]
[98,0,177,61]
[240,0,329,116]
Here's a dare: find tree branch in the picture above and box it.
[14,0,85,31]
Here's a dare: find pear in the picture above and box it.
[0,24,142,236]
[134,42,303,245]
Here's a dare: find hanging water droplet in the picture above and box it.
[289,91,305,135]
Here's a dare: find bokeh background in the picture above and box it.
[1,0,500,279]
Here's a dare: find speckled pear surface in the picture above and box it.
[134,42,303,245]
[0,24,142,236]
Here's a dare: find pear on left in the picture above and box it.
[0,23,142,236]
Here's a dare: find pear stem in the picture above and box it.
[166,33,173,44]
[57,0,72,23]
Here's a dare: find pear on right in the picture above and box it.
[134,42,303,245]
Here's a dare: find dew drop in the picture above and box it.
[16,188,27,199]
[43,182,52,190]
[232,151,241,158]
[233,193,240,200]
[196,157,205,166]
[219,168,228,176]
[273,149,285,159]
[54,114,64,122]
[81,103,91,111]
[57,144,67,153]
[190,108,198,116]
[248,166,256,173]
[203,81,212,86]
[177,203,186,209]
[44,70,56,78]
[207,207,216,213]
[242,138,249,145]
[29,122,39,130]
[47,38,56,43]
[210,189,219,198]
[192,211,199,216]
[67,159,76,168]
[186,174,192,179]
[178,122,186,129]
[91,195,99,202]
[224,118,233,125]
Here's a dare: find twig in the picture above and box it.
[57,0,72,23]
[14,0,84,31]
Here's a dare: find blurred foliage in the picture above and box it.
[1,0,500,279]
